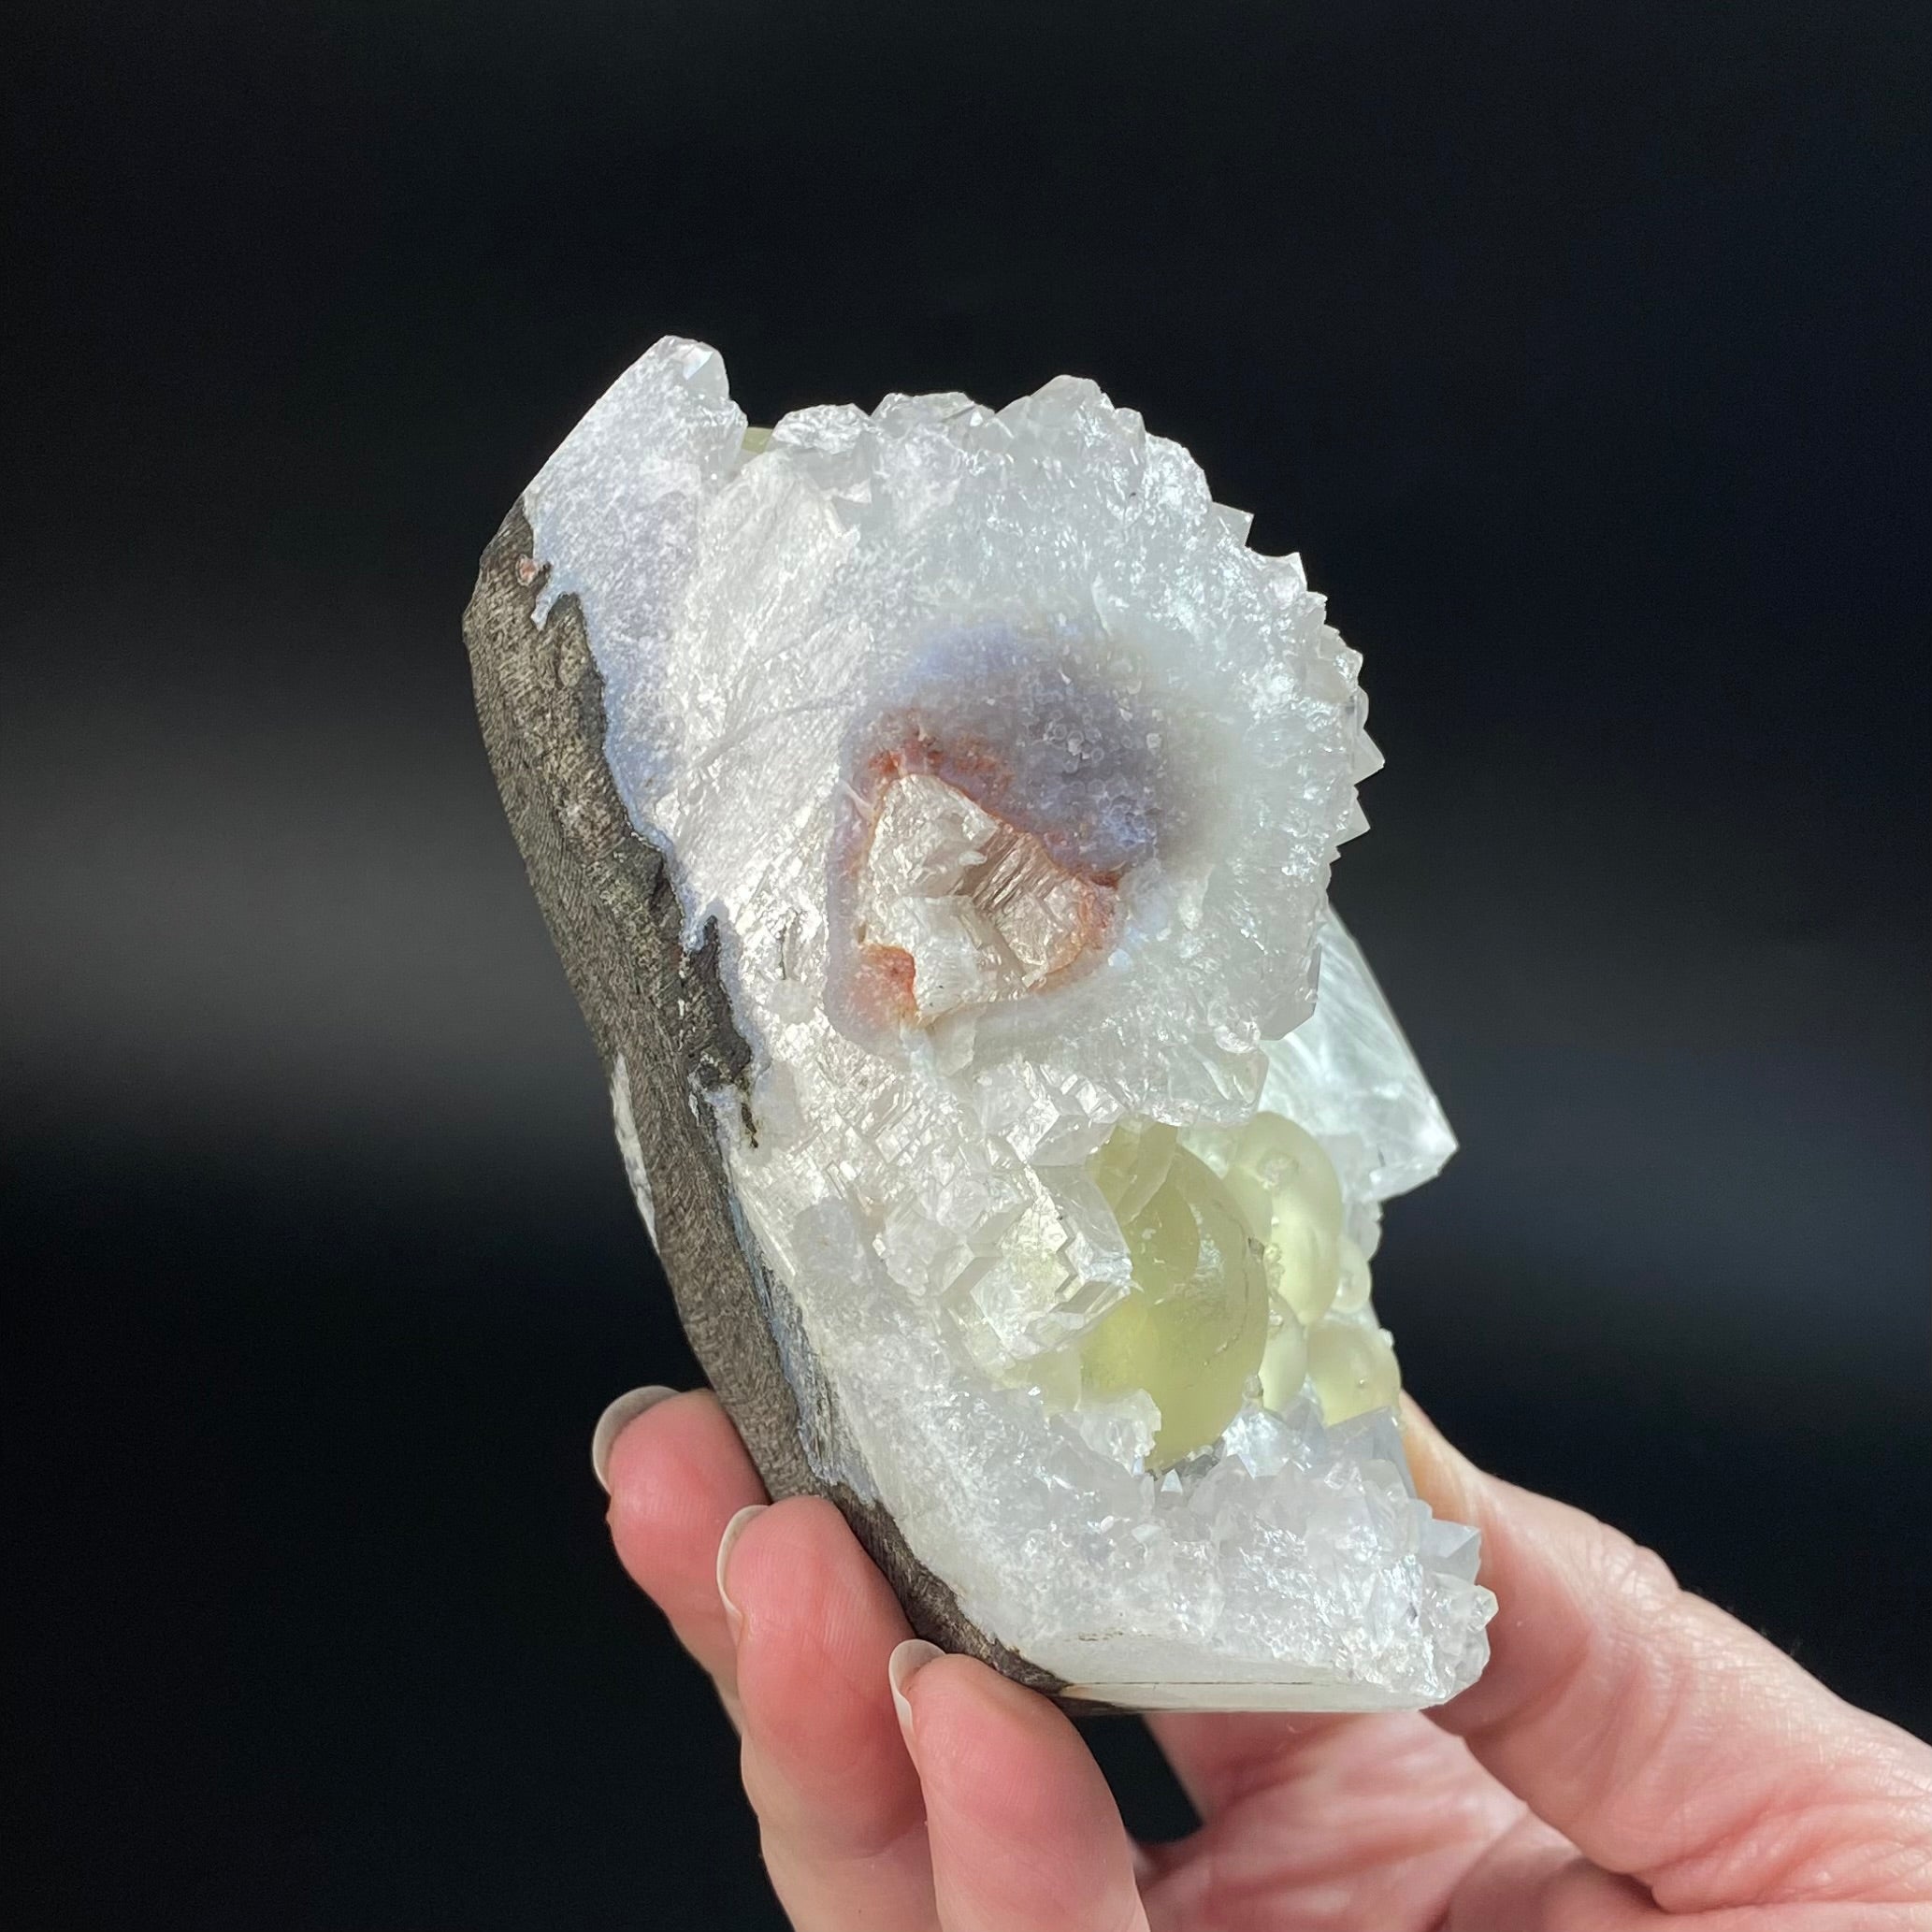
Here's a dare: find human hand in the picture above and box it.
[595,1387,1932,1930]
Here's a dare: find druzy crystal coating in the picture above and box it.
[525,337,1493,1709]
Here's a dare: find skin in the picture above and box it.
[602,1391,1932,1931]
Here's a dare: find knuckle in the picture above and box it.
[1585,1522,1680,1612]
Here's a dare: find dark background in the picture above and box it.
[5,3,1927,1925]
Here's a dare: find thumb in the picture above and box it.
[1402,1397,1932,1913]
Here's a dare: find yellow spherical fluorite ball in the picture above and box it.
[1332,1235,1373,1316]
[1079,1112,1378,1461]
[1306,1316,1401,1424]
[1222,1111,1344,1327]
[1234,1112,1343,1221]
[1218,1166,1276,1248]
[1082,1146,1268,1466]
[1089,1117,1179,1223]
[1258,1304,1308,1412]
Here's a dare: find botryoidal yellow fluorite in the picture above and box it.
[1078,1110,1401,1465]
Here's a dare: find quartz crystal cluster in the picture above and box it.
[524,337,1493,1708]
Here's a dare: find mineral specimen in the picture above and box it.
[465,337,1494,1710]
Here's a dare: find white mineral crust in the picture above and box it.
[527,336,1493,1708]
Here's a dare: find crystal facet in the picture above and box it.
[495,336,1493,1709]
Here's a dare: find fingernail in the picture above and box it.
[591,1386,678,1492]
[887,1638,944,1749]
[714,1503,767,1643]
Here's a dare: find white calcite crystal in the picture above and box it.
[526,336,1492,1709]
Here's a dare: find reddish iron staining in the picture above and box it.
[830,718,1124,1033]
[848,942,920,1028]
[856,722,1112,878]
[867,722,1023,812]
[916,730,1006,794]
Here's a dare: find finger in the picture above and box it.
[1146,1706,1480,1823]
[893,1648,1149,1932]
[1143,1707,1531,1929]
[1447,1819,1925,1932]
[602,1388,766,1709]
[1405,1397,1932,1913]
[1145,1708,1355,1815]
[722,1497,937,1932]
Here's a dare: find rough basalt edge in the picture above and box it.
[463,503,1095,1709]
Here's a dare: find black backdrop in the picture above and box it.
[6,4,1927,1926]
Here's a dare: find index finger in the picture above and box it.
[602,1387,767,1708]
[1403,1399,1932,1913]
[892,1648,1149,1932]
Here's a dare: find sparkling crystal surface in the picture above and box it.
[531,337,1493,1708]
